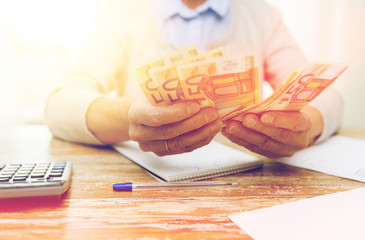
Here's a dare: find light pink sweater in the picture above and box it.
[45,0,343,145]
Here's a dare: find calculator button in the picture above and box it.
[0,174,13,178]
[51,167,65,170]
[2,170,17,174]
[0,177,11,182]
[53,162,66,166]
[31,174,45,178]
[4,166,18,170]
[8,164,21,167]
[31,179,46,183]
[5,166,19,169]
[33,167,48,172]
[22,164,36,167]
[49,173,63,177]
[47,179,63,183]
[0,164,5,170]
[37,163,50,166]
[13,176,28,181]
[19,167,33,171]
[14,174,29,178]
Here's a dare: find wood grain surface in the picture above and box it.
[0,125,364,240]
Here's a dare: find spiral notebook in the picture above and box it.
[113,140,263,182]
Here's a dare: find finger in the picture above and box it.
[260,111,311,132]
[129,108,219,141]
[154,131,218,157]
[128,101,200,127]
[138,119,222,153]
[241,114,308,148]
[224,121,297,157]
[221,129,281,158]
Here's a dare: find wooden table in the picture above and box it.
[0,125,364,240]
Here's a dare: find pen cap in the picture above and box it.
[113,182,133,191]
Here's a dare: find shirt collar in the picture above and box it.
[155,0,231,20]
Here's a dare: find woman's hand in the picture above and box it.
[128,101,223,156]
[221,106,323,158]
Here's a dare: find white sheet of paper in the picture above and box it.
[276,135,365,182]
[229,187,365,240]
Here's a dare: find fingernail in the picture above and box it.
[205,111,218,122]
[227,125,239,134]
[261,114,274,124]
[187,102,200,116]
[244,117,257,128]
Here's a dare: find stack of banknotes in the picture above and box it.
[136,45,347,122]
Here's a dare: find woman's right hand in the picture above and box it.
[128,101,222,156]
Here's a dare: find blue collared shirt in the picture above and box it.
[152,0,232,51]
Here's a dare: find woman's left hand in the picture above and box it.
[221,106,323,158]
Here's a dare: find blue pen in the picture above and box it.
[113,181,239,191]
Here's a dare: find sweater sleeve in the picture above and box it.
[45,0,127,145]
[45,88,103,145]
[308,86,344,143]
[262,6,343,143]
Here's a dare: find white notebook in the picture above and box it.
[113,140,263,182]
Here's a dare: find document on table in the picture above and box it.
[229,187,365,240]
[276,135,365,182]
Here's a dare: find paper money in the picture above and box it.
[136,45,347,124]
[267,64,347,111]
[135,58,166,106]
[148,46,226,106]
[177,59,217,106]
[203,47,225,58]
[163,44,201,65]
[135,45,201,105]
[149,63,182,104]
[222,63,348,122]
[177,55,259,116]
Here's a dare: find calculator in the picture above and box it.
[0,162,72,198]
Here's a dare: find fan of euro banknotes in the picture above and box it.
[136,45,347,123]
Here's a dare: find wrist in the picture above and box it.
[86,97,132,144]
[302,105,324,145]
